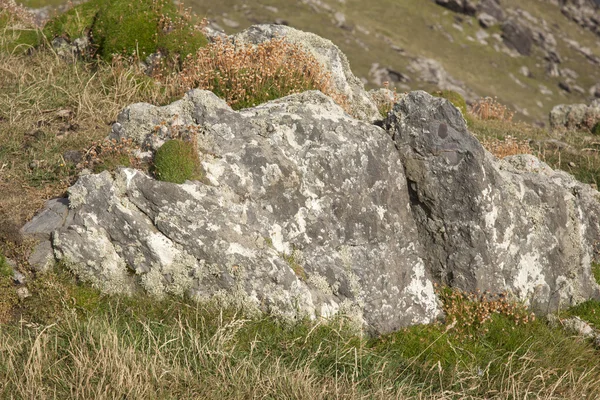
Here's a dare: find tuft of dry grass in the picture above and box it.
[470,96,515,122]
[0,43,172,258]
[178,37,350,111]
[436,285,535,338]
[480,135,534,159]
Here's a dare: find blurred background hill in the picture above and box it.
[14,0,600,124]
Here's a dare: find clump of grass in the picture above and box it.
[153,139,201,183]
[43,0,208,63]
[179,37,349,111]
[82,137,142,173]
[480,135,533,158]
[0,252,13,278]
[471,96,515,122]
[431,89,467,116]
[592,122,600,136]
[437,285,535,338]
[282,248,307,281]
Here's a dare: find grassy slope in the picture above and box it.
[1,266,600,399]
[4,3,600,398]
[17,0,600,123]
[180,0,600,124]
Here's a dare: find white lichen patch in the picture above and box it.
[308,272,332,295]
[226,243,257,259]
[261,164,284,187]
[145,232,177,266]
[269,224,290,254]
[202,159,227,186]
[400,261,441,324]
[67,182,89,209]
[513,252,548,303]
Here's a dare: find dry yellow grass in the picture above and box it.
[470,96,515,122]
[179,37,350,111]
[480,135,534,159]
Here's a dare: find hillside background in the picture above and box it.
[19,0,600,125]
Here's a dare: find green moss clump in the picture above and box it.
[0,253,13,278]
[43,0,103,41]
[431,90,468,116]
[153,139,201,184]
[43,0,207,62]
[592,122,600,137]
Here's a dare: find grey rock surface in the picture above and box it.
[51,89,441,334]
[386,91,600,313]
[501,19,533,56]
[27,87,600,332]
[231,24,380,122]
[549,99,600,131]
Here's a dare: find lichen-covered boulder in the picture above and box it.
[44,89,441,334]
[231,24,380,122]
[549,100,600,132]
[387,91,600,312]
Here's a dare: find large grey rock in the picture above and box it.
[50,89,441,334]
[386,91,600,313]
[501,19,533,56]
[231,24,380,122]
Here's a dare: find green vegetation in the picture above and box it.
[431,90,467,116]
[593,122,600,137]
[0,253,12,278]
[0,267,598,398]
[43,0,208,61]
[153,139,202,184]
[180,38,349,111]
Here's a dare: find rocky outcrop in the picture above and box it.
[549,99,600,131]
[231,24,380,122]
[435,0,477,16]
[24,88,600,333]
[29,89,441,334]
[21,24,600,333]
[388,92,600,313]
[558,0,600,37]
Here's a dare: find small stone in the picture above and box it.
[16,287,31,300]
[63,150,83,165]
[222,18,240,28]
[478,12,497,28]
[569,161,577,167]
[13,270,26,285]
[56,109,73,120]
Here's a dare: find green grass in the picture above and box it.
[1,266,599,398]
[153,139,202,184]
[42,0,208,62]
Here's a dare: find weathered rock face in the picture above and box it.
[501,19,533,56]
[231,24,380,122]
[25,88,600,332]
[387,91,600,313]
[549,99,600,131]
[40,90,441,334]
